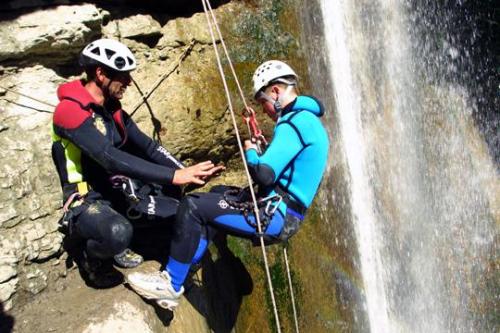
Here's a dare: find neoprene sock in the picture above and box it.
[191,238,208,265]
[165,257,190,292]
[166,238,208,292]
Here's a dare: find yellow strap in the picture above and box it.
[77,182,89,196]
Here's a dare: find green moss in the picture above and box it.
[244,245,304,333]
[227,0,298,64]
[273,249,303,331]
[226,235,253,262]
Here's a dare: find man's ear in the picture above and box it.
[271,85,281,96]
[95,66,106,83]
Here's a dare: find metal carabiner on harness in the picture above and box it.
[259,193,283,217]
[242,107,268,154]
[110,175,140,202]
[110,175,143,219]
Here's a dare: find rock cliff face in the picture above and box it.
[0,1,311,332]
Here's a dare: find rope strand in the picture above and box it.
[130,40,195,116]
[0,84,56,108]
[0,98,53,113]
[284,246,300,333]
[201,1,282,331]
[202,0,251,110]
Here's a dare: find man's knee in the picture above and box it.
[177,195,199,222]
[106,217,133,255]
[173,195,201,241]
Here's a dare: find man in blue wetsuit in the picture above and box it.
[127,60,329,309]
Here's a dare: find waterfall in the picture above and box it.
[306,0,499,332]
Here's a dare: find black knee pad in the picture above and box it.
[106,217,133,255]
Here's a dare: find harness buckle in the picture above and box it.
[110,175,140,202]
[77,181,89,196]
[125,177,139,202]
[59,191,83,233]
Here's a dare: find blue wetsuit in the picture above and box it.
[166,96,329,291]
[246,95,329,212]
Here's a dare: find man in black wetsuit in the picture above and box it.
[52,39,223,287]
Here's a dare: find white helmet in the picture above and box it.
[252,60,297,97]
[79,39,136,72]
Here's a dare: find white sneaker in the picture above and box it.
[127,271,184,310]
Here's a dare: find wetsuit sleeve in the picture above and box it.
[54,117,177,184]
[245,121,304,187]
[124,116,185,169]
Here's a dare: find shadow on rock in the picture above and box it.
[61,235,124,290]
[151,301,175,326]
[0,302,14,333]
[184,233,253,333]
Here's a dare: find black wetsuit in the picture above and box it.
[52,80,183,259]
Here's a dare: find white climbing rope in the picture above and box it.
[200,1,282,332]
[201,1,301,332]
[284,246,300,333]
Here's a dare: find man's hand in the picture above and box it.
[172,161,225,185]
[244,139,258,152]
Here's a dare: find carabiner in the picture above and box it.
[125,178,139,202]
[259,193,283,216]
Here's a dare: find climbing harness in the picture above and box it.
[59,192,81,229]
[110,175,142,219]
[223,186,282,235]
[109,175,179,221]
[201,1,299,331]
[58,182,88,236]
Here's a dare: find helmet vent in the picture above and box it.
[90,47,100,56]
[127,57,135,66]
[105,49,116,60]
[114,57,126,69]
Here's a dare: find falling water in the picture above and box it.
[304,0,498,332]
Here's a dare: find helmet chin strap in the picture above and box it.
[271,85,295,116]
[95,67,116,101]
[98,78,112,100]
[258,81,295,116]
